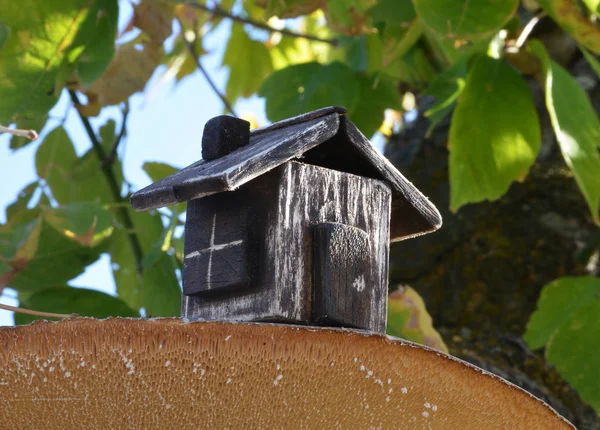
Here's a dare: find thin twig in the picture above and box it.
[0,125,38,141]
[186,2,338,46]
[68,90,145,276]
[180,27,238,116]
[107,103,130,165]
[0,303,76,320]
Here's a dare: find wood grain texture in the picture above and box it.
[131,113,340,211]
[183,162,391,333]
[300,116,442,241]
[183,195,251,296]
[314,223,385,331]
[131,107,441,240]
[201,115,250,161]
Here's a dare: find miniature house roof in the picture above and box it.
[131,107,442,242]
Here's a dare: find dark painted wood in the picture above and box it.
[251,106,346,137]
[130,107,441,241]
[183,161,391,333]
[339,117,442,240]
[130,113,340,211]
[183,194,251,296]
[313,223,380,331]
[201,115,250,161]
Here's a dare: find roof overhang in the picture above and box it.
[131,107,442,241]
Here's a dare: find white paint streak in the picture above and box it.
[353,275,366,292]
[284,166,292,228]
[184,240,243,259]
[206,214,217,289]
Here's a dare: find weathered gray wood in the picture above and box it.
[339,117,441,240]
[201,115,250,161]
[251,106,346,136]
[300,116,442,241]
[183,194,251,296]
[131,113,340,211]
[131,107,441,241]
[314,223,382,331]
[182,161,391,333]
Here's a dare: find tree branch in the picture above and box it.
[0,125,38,141]
[68,90,145,276]
[0,303,76,320]
[107,103,129,165]
[186,2,339,46]
[180,27,238,116]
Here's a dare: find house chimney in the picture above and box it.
[202,115,250,161]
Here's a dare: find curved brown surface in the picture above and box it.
[0,319,572,429]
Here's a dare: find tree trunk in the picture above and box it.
[385,56,600,428]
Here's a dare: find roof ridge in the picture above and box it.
[251,106,346,137]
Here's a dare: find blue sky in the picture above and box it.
[0,15,266,325]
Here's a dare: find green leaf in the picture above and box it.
[530,41,600,223]
[325,0,377,34]
[423,56,468,133]
[35,126,77,188]
[0,18,9,50]
[539,0,600,54]
[449,56,541,211]
[142,252,181,317]
[261,0,323,19]
[35,126,122,204]
[0,219,42,270]
[43,202,114,247]
[350,74,402,138]
[382,18,424,69]
[387,286,448,352]
[162,37,198,83]
[222,25,273,104]
[14,286,139,325]
[259,61,360,122]
[413,0,519,40]
[524,276,600,350]
[110,210,181,316]
[384,46,436,87]
[6,218,104,293]
[99,119,117,152]
[546,299,600,411]
[142,161,179,182]
[5,182,39,221]
[371,1,424,70]
[369,0,416,26]
[142,213,176,270]
[341,34,383,73]
[0,0,108,123]
[581,48,600,81]
[67,0,118,87]
[583,0,600,16]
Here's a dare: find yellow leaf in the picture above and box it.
[241,112,260,130]
[81,40,162,114]
[134,1,174,45]
[387,285,448,353]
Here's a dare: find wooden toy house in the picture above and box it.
[131,106,441,333]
